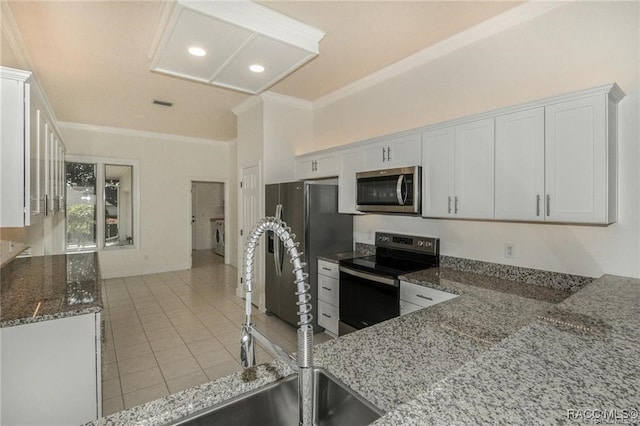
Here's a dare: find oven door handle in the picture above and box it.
[339,266,399,287]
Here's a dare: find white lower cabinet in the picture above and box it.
[317,260,340,336]
[0,313,102,425]
[317,300,339,335]
[399,281,458,316]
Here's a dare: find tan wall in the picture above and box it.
[311,2,640,278]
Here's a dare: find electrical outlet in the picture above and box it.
[505,244,515,259]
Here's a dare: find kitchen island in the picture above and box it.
[90,267,639,425]
[0,252,103,425]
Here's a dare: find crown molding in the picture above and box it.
[232,95,262,116]
[260,91,313,111]
[1,1,34,71]
[313,1,569,109]
[58,121,230,147]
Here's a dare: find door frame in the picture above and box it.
[238,161,264,310]
[189,178,227,268]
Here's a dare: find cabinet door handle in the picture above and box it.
[546,194,551,217]
[536,194,541,217]
[454,196,459,214]
[382,147,386,162]
[322,313,332,319]
[321,266,332,271]
[387,147,391,162]
[448,196,452,214]
[416,294,434,301]
[322,286,332,291]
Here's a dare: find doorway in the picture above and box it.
[191,181,225,257]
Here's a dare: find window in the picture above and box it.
[66,157,138,251]
[105,165,134,247]
[66,162,97,249]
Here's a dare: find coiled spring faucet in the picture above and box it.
[240,217,314,426]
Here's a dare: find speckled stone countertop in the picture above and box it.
[375,274,640,425]
[94,263,609,425]
[0,252,102,327]
[317,251,369,263]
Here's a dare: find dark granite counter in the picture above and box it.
[0,252,102,327]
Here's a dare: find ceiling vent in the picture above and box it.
[152,100,173,107]
[149,0,325,95]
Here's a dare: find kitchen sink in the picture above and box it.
[170,367,383,426]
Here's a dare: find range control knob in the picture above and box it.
[417,241,425,247]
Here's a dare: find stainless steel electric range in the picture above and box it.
[338,232,439,335]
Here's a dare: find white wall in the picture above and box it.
[61,124,232,279]
[262,94,313,184]
[227,141,238,267]
[310,2,640,278]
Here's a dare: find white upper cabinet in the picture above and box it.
[495,89,620,225]
[1,66,66,227]
[454,118,495,219]
[1,68,32,227]
[495,108,545,221]
[295,151,339,180]
[545,94,614,224]
[422,118,494,219]
[338,149,364,214]
[363,133,421,171]
[422,127,455,217]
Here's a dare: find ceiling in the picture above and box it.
[3,1,521,142]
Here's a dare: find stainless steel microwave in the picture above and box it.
[356,166,421,214]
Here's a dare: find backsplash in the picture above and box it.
[355,242,376,255]
[354,242,593,292]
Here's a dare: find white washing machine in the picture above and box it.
[214,220,225,256]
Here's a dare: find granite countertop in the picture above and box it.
[0,252,102,327]
[93,263,640,426]
[317,251,369,263]
[376,274,640,424]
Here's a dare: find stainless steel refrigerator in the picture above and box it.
[265,181,353,332]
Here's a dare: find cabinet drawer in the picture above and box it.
[317,300,338,335]
[318,274,339,306]
[400,300,423,316]
[400,281,457,308]
[318,260,339,279]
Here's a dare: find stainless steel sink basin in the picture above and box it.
[170,367,383,426]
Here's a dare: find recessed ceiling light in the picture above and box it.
[249,64,265,73]
[188,46,207,57]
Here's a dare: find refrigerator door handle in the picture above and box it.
[274,204,283,276]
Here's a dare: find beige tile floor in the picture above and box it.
[100,250,331,416]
